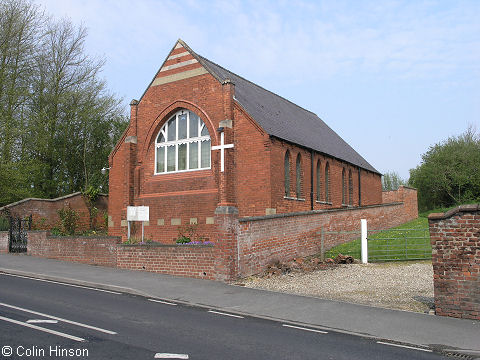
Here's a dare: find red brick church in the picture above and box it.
[108,39,383,245]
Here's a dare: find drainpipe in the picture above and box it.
[310,150,314,210]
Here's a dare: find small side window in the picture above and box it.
[284,150,291,197]
[296,154,302,198]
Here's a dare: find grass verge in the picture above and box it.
[324,217,430,262]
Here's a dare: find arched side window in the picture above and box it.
[325,162,330,202]
[296,154,302,198]
[342,168,346,205]
[358,169,362,206]
[155,109,211,174]
[284,150,291,197]
[316,160,321,201]
[348,170,353,205]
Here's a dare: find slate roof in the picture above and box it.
[184,41,379,174]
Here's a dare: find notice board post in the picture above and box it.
[127,206,149,243]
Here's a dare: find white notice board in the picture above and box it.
[127,206,149,221]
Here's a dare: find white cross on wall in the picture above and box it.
[211,131,234,172]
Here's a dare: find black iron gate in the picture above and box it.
[8,215,32,253]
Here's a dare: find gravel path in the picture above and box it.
[243,261,434,313]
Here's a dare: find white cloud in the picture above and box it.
[34,0,480,86]
[32,0,480,178]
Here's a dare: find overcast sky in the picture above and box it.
[34,0,479,180]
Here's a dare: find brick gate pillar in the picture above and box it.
[428,204,480,320]
[214,206,239,281]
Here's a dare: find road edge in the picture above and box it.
[1,267,479,359]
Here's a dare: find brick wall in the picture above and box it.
[25,230,227,280]
[237,202,418,277]
[428,205,480,320]
[0,193,108,231]
[382,186,418,219]
[22,197,416,281]
[234,106,271,217]
[0,231,8,253]
[269,139,383,216]
[117,244,217,280]
[27,231,120,267]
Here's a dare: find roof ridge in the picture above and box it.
[195,54,318,117]
[192,51,378,174]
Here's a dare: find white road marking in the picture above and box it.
[282,324,328,334]
[207,310,244,319]
[0,302,117,335]
[0,315,84,342]
[27,319,58,324]
[148,299,177,306]
[377,341,433,352]
[154,354,189,359]
[1,273,121,294]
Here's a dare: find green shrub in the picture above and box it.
[57,205,79,235]
[103,211,108,229]
[82,186,100,230]
[0,215,9,231]
[175,224,199,244]
[123,236,141,245]
[32,217,47,230]
[176,236,191,244]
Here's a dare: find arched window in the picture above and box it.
[325,162,330,202]
[155,109,211,174]
[316,160,321,201]
[342,168,346,204]
[348,170,353,205]
[284,150,291,197]
[296,154,302,198]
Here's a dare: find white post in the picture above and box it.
[361,219,368,264]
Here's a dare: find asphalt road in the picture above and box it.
[0,273,447,360]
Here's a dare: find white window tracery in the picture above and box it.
[155,109,211,174]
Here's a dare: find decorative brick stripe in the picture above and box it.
[151,67,208,86]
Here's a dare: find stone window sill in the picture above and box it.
[284,196,305,202]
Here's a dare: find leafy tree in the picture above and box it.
[382,171,406,191]
[0,0,41,163]
[0,0,128,206]
[409,127,480,211]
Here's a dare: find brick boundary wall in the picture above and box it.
[382,186,418,219]
[428,205,480,320]
[27,231,120,267]
[24,231,224,280]
[0,231,8,253]
[0,192,108,231]
[18,187,417,281]
[237,201,417,277]
[117,244,217,280]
